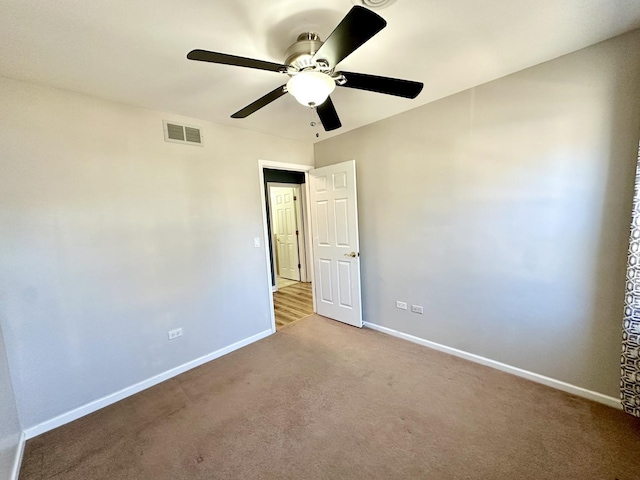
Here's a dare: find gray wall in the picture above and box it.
[0,323,21,479]
[315,29,640,397]
[0,75,313,429]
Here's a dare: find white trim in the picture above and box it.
[23,328,272,439]
[305,178,316,314]
[258,160,314,172]
[293,184,308,283]
[364,322,622,410]
[258,160,315,333]
[10,432,26,480]
[298,180,312,286]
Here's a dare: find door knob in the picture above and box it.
[344,252,358,258]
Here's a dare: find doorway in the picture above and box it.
[259,161,315,331]
[259,159,364,332]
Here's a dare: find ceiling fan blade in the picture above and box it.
[316,97,342,131]
[231,85,287,118]
[311,6,386,67]
[338,71,424,99]
[187,50,286,73]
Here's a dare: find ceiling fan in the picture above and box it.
[187,6,423,132]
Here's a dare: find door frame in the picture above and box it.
[258,160,315,334]
[267,182,308,286]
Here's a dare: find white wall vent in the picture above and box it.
[163,121,204,146]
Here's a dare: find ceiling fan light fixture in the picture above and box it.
[286,71,336,107]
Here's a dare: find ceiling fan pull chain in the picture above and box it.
[309,107,320,138]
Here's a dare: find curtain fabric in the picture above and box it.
[622,142,640,417]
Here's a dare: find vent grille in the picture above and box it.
[163,121,203,146]
[184,127,201,144]
[166,123,185,141]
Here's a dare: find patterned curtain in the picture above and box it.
[622,141,640,417]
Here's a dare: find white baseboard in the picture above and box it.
[23,328,273,439]
[364,322,622,410]
[10,432,26,480]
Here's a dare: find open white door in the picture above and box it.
[270,186,301,281]
[309,160,362,327]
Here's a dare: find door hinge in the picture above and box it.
[296,230,299,235]
[298,264,301,269]
[293,195,297,201]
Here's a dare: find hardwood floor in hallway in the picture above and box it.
[277,276,299,289]
[273,282,313,329]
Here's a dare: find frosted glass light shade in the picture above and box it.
[287,71,336,107]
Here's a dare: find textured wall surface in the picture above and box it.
[0,75,312,429]
[315,30,640,397]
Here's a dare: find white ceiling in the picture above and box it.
[2,0,640,143]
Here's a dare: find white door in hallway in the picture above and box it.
[271,186,300,281]
[310,160,362,327]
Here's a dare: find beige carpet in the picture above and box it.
[20,315,640,479]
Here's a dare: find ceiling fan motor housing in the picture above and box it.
[284,33,325,71]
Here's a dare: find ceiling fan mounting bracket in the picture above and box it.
[315,59,330,70]
[333,74,347,86]
[279,65,300,75]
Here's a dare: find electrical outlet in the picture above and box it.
[396,301,408,310]
[411,305,424,314]
[168,328,183,340]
